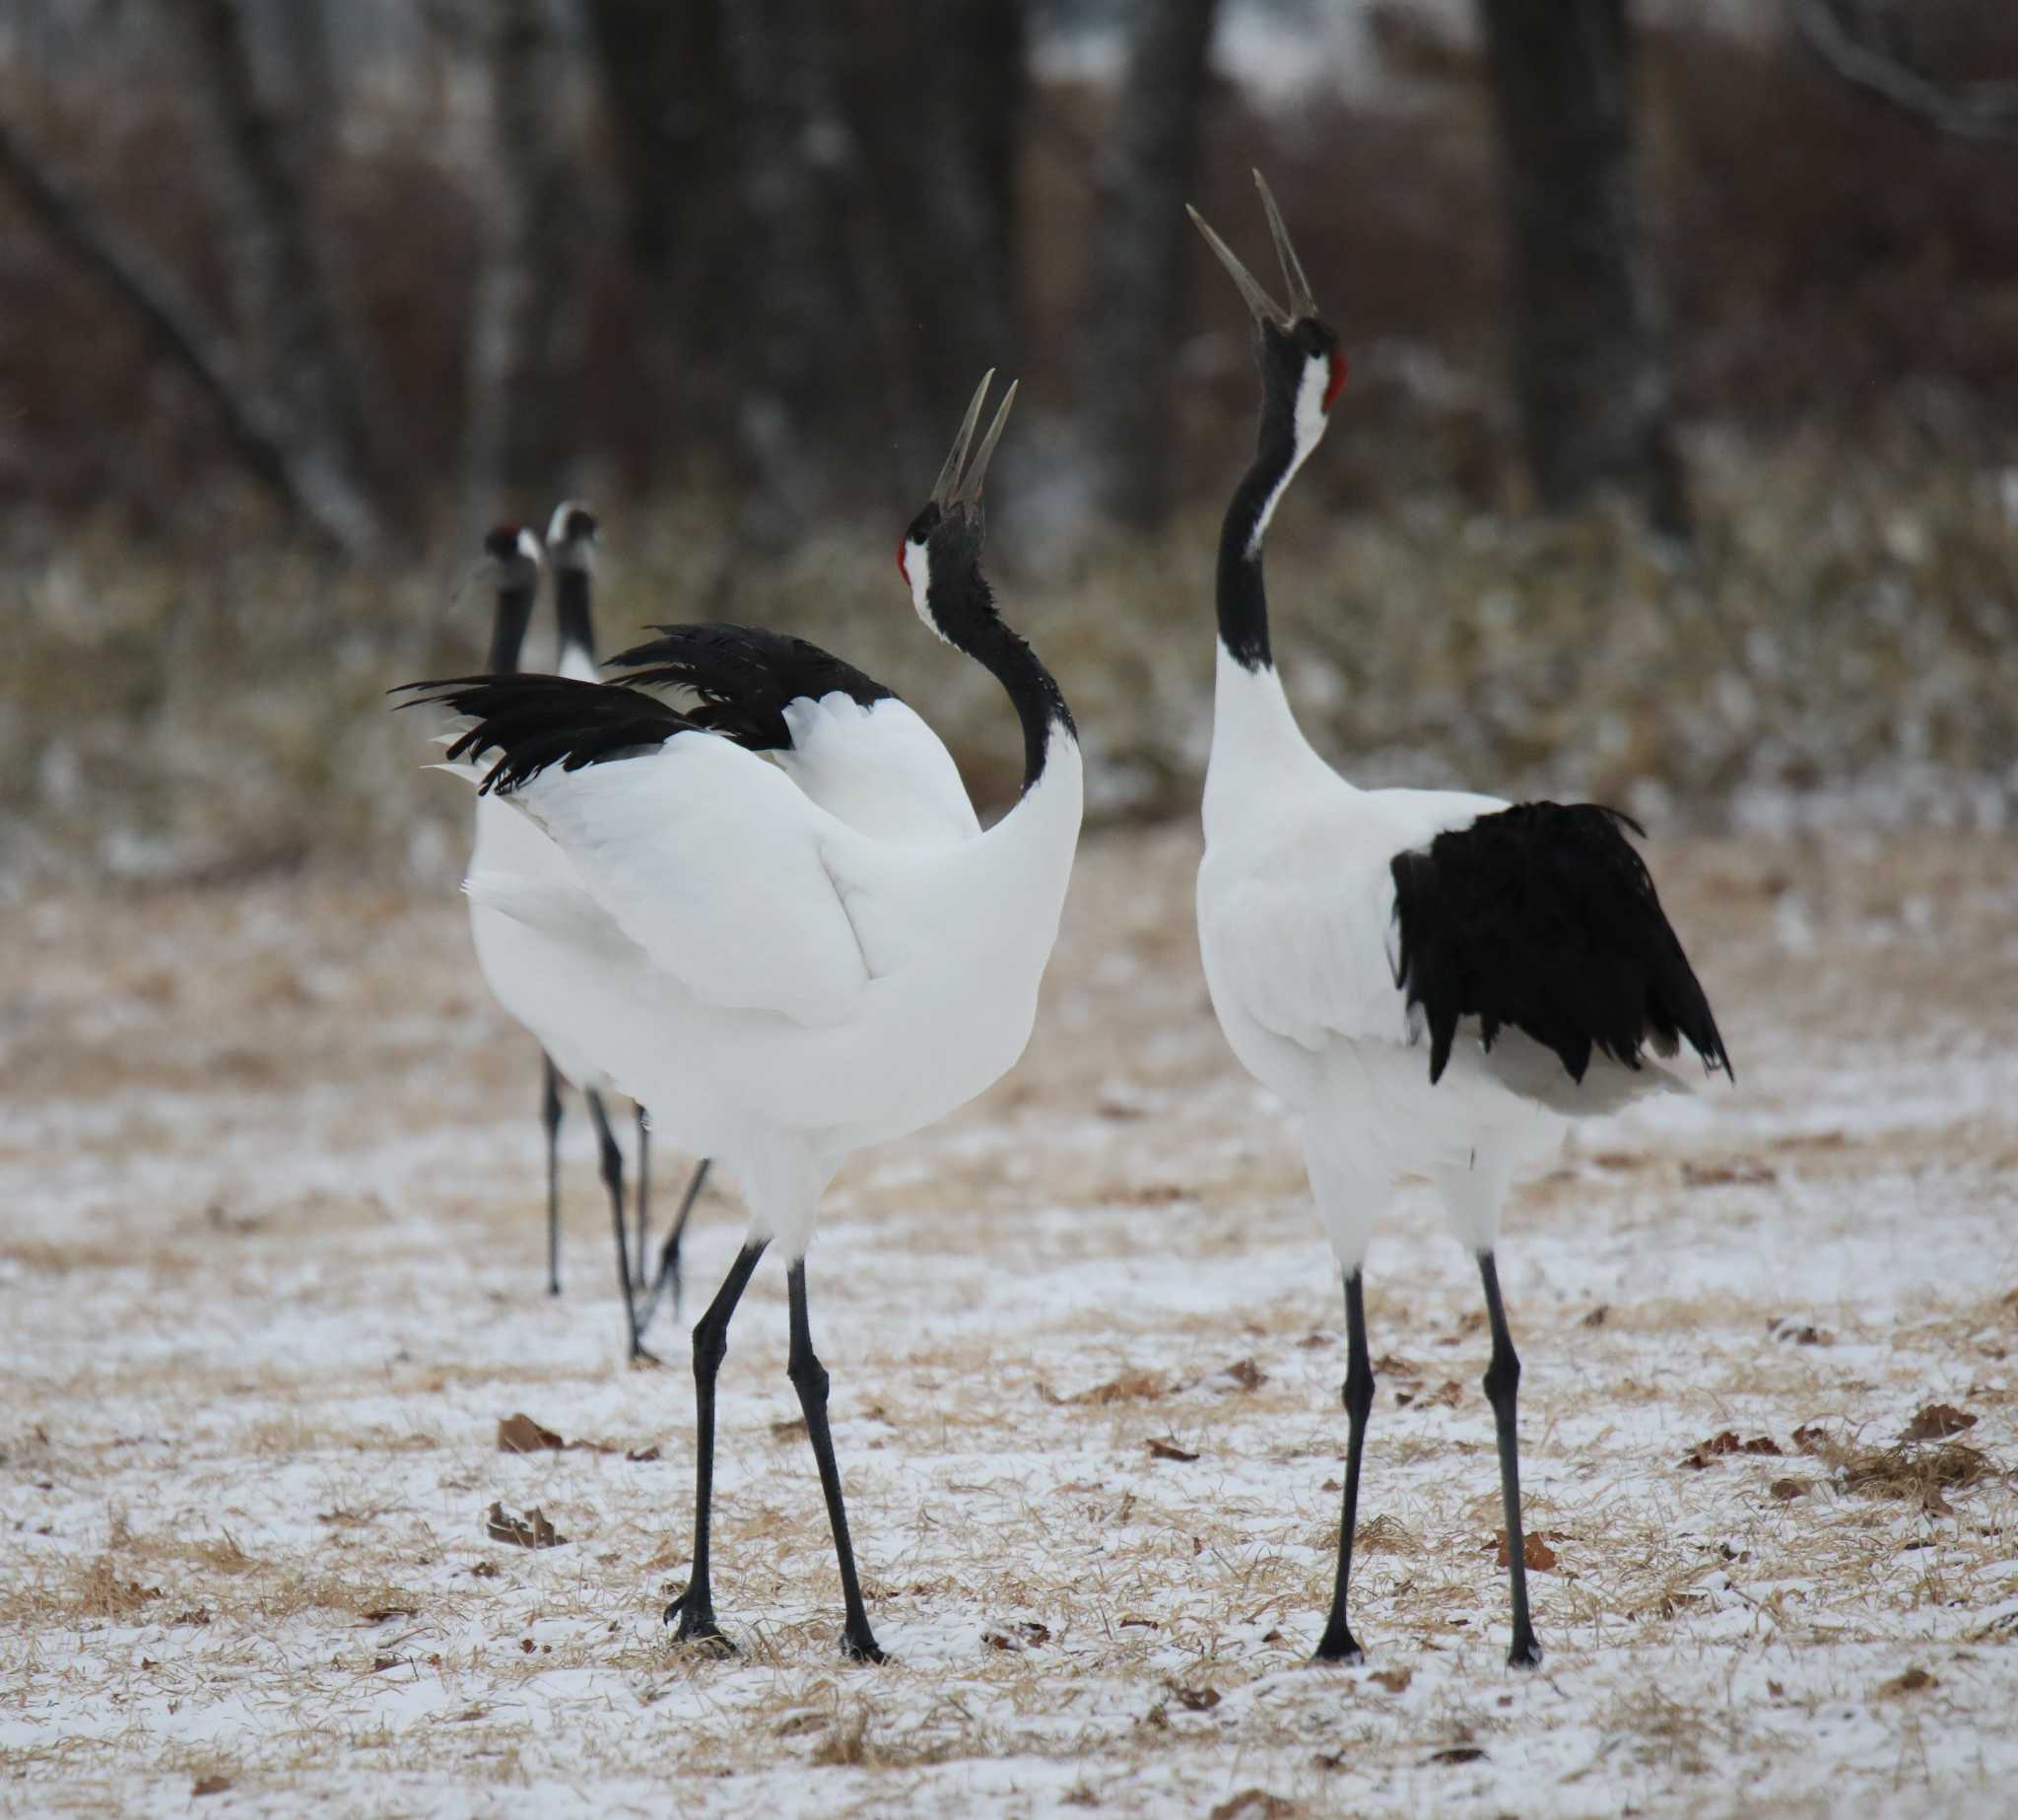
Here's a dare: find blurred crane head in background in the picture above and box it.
[482,523,544,588]
[544,502,599,573]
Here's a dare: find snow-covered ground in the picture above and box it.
[2,825,2014,1816]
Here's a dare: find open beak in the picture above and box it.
[1186,169,1319,325]
[931,370,1020,513]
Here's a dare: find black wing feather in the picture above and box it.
[603,623,896,752]
[393,673,702,794]
[1390,802,1731,1089]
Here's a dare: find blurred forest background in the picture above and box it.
[2,0,2015,890]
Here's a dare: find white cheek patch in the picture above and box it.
[1245,355,1334,557]
[516,529,543,566]
[905,540,953,644]
[1293,354,1329,456]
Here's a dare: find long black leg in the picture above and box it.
[583,1090,644,1361]
[1314,1268,1376,1662]
[665,1240,768,1647]
[639,1159,711,1331]
[541,1056,564,1296]
[634,1105,651,1306]
[786,1257,884,1663]
[1479,1250,1542,1667]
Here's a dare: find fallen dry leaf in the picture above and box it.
[1170,1682,1221,1712]
[1370,1666,1414,1693]
[1902,1403,1978,1443]
[770,1417,808,1441]
[1224,1358,1267,1392]
[1880,1666,1937,1697]
[1207,1791,1297,1820]
[497,1413,565,1454]
[1770,1319,1834,1346]
[1146,1437,1199,1463]
[370,1654,405,1673]
[1681,1431,1782,1469]
[485,1501,567,1549]
[1770,1479,1807,1501]
[359,1605,418,1624]
[1494,1529,1561,1571]
[1426,1746,1487,1765]
[1581,1305,1610,1328]
[191,1777,233,1797]
[1074,1370,1172,1405]
[625,1446,661,1463]
[1681,1159,1778,1188]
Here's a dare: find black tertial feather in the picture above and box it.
[1389,802,1731,1089]
[394,673,701,795]
[604,623,896,752]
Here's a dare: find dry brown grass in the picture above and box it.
[1,827,2015,1813]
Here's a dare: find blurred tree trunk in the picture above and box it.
[581,0,739,455]
[872,0,1027,452]
[158,0,384,551]
[273,0,337,168]
[464,0,581,519]
[1079,0,1220,535]
[717,0,915,531]
[1473,0,1688,538]
[0,114,369,555]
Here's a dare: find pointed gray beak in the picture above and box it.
[931,369,995,509]
[1252,169,1317,320]
[930,371,1019,511]
[1186,169,1319,325]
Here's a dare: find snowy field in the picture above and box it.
[3,824,2015,1816]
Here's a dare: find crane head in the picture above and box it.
[1188,170,1347,456]
[482,523,544,587]
[899,370,1017,645]
[546,501,599,573]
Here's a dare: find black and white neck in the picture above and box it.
[546,501,599,678]
[1216,325,1341,675]
[483,525,543,675]
[902,525,1075,797]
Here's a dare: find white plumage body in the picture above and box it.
[466,708,1080,1258]
[1199,650,1596,1265]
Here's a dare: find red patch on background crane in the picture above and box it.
[1324,350,1349,411]
[897,539,908,582]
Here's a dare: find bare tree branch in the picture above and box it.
[1791,0,2018,144]
[0,112,372,554]
[158,0,384,551]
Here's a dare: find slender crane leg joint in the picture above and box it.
[1479,1250,1543,1669]
[541,1058,564,1296]
[584,1091,646,1362]
[1314,1268,1376,1663]
[665,1242,767,1651]
[787,1259,886,1664]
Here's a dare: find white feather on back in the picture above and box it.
[777,694,979,844]
[508,732,872,1029]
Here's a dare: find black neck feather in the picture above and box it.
[937,573,1075,794]
[555,568,594,663]
[487,584,536,674]
[1215,427,1297,672]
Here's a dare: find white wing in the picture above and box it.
[1201,786,1504,1052]
[507,732,872,1028]
[776,693,979,844]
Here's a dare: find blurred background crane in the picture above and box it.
[1,0,2013,892]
